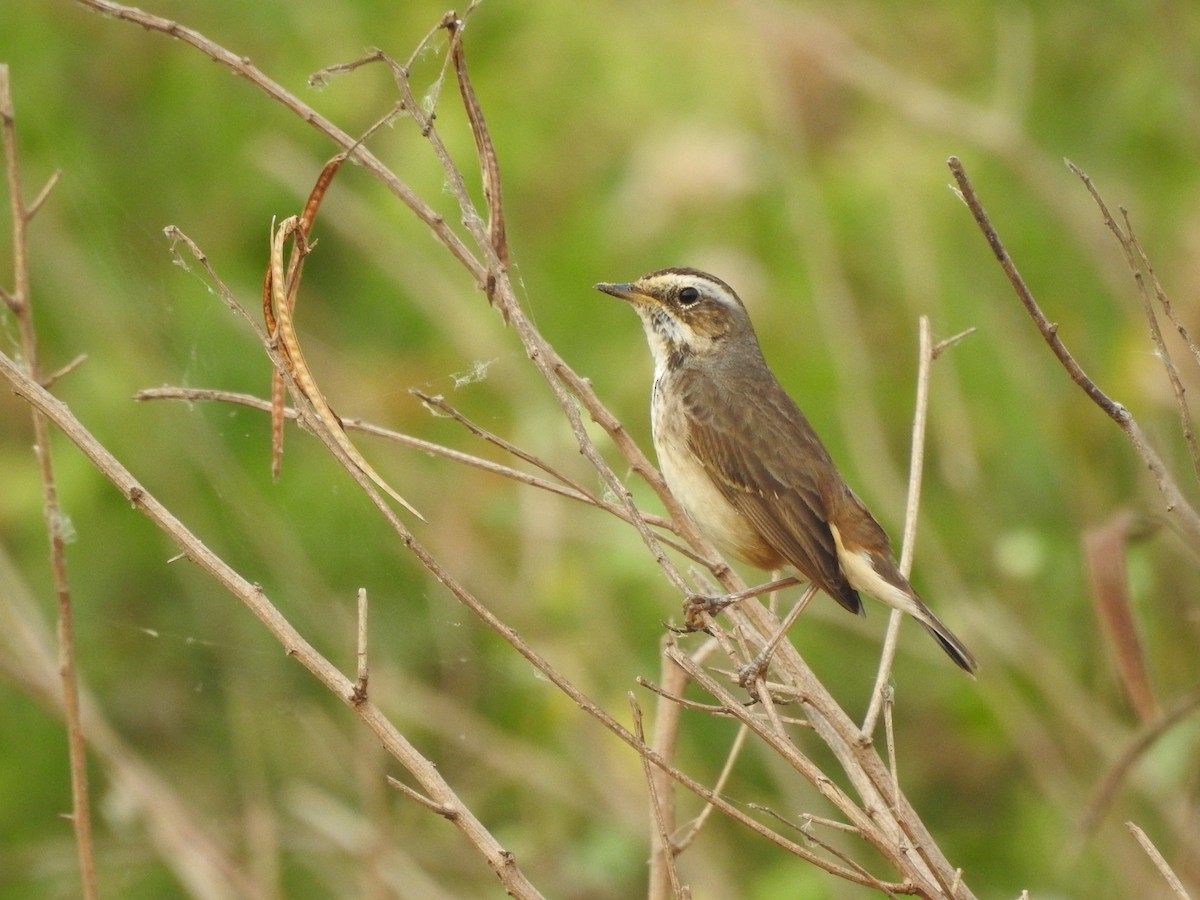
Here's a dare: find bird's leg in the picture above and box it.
[736,584,819,688]
[680,575,801,630]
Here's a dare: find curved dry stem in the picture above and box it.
[1080,689,1200,837]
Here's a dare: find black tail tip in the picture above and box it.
[942,638,978,677]
[927,625,979,676]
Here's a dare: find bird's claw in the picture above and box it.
[736,654,770,691]
[681,592,737,630]
[664,619,699,635]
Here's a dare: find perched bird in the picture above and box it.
[594,267,977,674]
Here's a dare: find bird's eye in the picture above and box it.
[678,286,700,305]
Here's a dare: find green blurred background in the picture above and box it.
[2,1,1198,897]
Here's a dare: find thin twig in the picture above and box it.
[631,694,685,899]
[635,678,730,715]
[949,155,1200,552]
[646,640,694,900]
[931,327,976,360]
[412,389,594,500]
[1126,822,1193,900]
[163,225,266,339]
[41,353,88,388]
[0,63,98,900]
[25,168,61,219]
[863,317,935,736]
[670,724,750,853]
[353,588,369,703]
[386,777,458,820]
[884,687,899,812]
[0,347,545,898]
[751,807,899,898]
[133,386,705,561]
[1066,161,1200,484]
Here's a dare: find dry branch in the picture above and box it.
[1066,161,1200,484]
[0,63,97,900]
[1127,822,1193,900]
[949,156,1200,553]
[0,348,546,899]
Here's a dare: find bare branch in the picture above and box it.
[41,353,88,389]
[949,155,1200,553]
[751,806,899,899]
[134,385,706,561]
[1066,161,1200,484]
[353,588,369,703]
[864,317,933,736]
[386,777,459,820]
[631,693,685,900]
[74,0,486,280]
[1126,822,1193,900]
[163,225,265,337]
[0,63,98,900]
[666,647,938,894]
[412,389,593,501]
[0,347,546,899]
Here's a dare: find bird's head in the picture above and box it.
[594,267,755,366]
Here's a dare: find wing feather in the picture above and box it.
[676,366,863,615]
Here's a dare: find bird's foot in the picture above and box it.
[681,592,738,630]
[736,653,771,692]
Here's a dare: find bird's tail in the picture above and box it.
[829,529,978,674]
[916,607,978,676]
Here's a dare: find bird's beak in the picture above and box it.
[594,281,646,304]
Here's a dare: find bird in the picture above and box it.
[594,267,977,674]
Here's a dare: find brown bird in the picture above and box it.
[595,267,977,674]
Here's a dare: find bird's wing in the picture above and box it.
[676,367,863,615]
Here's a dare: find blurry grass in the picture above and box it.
[3,0,1200,897]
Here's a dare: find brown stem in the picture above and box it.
[0,64,98,900]
[0,348,546,899]
[949,155,1200,553]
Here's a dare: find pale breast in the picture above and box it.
[651,371,783,569]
